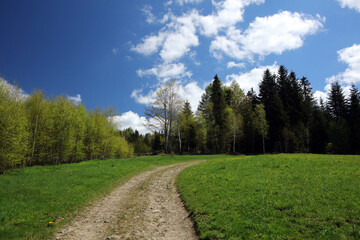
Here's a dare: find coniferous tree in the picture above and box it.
[209,75,228,153]
[179,101,198,153]
[327,82,350,153]
[299,77,314,152]
[310,103,329,153]
[347,85,360,154]
[327,81,348,120]
[259,69,286,152]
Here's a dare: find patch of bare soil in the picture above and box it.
[54,162,200,240]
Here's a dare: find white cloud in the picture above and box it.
[131,88,156,105]
[210,33,246,60]
[131,33,167,56]
[211,11,325,60]
[131,81,204,111]
[142,5,156,24]
[112,111,151,135]
[227,61,246,69]
[337,0,360,12]
[160,11,199,62]
[132,11,199,63]
[189,51,201,65]
[314,84,352,106]
[176,0,203,5]
[327,43,360,85]
[198,0,265,37]
[316,43,360,105]
[0,78,29,100]
[112,48,119,55]
[225,62,278,93]
[177,81,204,111]
[313,90,327,105]
[67,94,82,104]
[136,62,192,81]
[242,11,325,56]
[132,0,266,63]
[133,2,324,64]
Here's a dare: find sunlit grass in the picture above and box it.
[177,154,360,239]
[0,155,231,240]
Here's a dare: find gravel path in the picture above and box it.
[54,162,199,240]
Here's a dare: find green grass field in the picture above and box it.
[0,155,231,240]
[177,154,360,239]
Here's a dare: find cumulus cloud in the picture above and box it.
[0,78,29,100]
[132,0,266,63]
[112,111,151,135]
[142,5,156,24]
[131,33,167,56]
[112,112,162,135]
[211,11,325,60]
[133,1,324,64]
[227,61,246,69]
[67,94,82,104]
[159,11,199,62]
[131,88,156,105]
[315,44,360,105]
[225,62,279,93]
[177,81,204,111]
[337,0,360,12]
[165,0,203,6]
[132,11,199,63]
[136,62,192,82]
[198,0,265,36]
[131,81,204,111]
[327,43,360,85]
[313,90,328,105]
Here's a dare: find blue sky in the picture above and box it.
[1,0,360,134]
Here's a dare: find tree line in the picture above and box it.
[143,65,360,155]
[2,64,359,172]
[0,82,133,174]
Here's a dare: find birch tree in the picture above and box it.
[145,80,183,153]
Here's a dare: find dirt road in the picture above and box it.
[54,162,199,240]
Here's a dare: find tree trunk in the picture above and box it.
[178,126,182,154]
[31,114,39,165]
[233,116,236,153]
[262,134,265,153]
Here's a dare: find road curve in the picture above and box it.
[54,161,200,240]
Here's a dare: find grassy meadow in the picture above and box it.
[177,154,360,239]
[0,155,231,240]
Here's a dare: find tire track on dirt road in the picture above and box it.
[54,161,200,240]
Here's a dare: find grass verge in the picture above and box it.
[177,154,360,239]
[0,155,231,239]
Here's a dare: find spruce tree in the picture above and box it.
[327,82,350,153]
[210,75,228,153]
[348,85,360,154]
[259,69,286,152]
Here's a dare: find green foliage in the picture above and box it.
[0,85,133,173]
[0,82,28,173]
[178,101,200,153]
[121,128,152,155]
[348,85,360,154]
[178,154,360,239]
